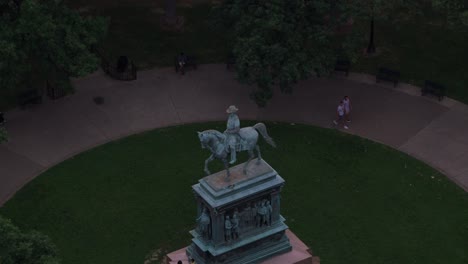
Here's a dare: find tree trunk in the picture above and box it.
[366,16,376,54]
[164,0,177,25]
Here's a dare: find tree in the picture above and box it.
[160,0,184,30]
[432,0,468,28]
[346,0,423,54]
[164,0,176,23]
[0,0,108,102]
[214,0,345,107]
[0,215,59,263]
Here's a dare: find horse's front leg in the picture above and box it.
[204,154,215,175]
[243,149,255,174]
[255,145,262,165]
[223,159,230,178]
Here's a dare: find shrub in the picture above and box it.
[0,215,59,264]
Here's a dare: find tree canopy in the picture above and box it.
[432,0,468,28]
[0,215,59,264]
[214,0,350,107]
[0,0,108,96]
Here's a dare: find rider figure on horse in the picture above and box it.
[225,105,241,164]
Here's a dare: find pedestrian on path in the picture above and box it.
[333,101,349,129]
[177,52,187,75]
[343,96,352,122]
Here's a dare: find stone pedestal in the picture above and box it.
[166,230,317,264]
[186,160,292,264]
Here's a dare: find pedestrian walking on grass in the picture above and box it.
[333,101,349,129]
[343,96,352,122]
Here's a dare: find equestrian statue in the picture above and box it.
[197,105,276,177]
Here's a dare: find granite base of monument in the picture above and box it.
[166,160,319,264]
[165,230,319,264]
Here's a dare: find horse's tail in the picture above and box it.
[253,123,276,148]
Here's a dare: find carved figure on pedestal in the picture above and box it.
[266,200,273,226]
[249,202,256,227]
[197,105,276,178]
[258,200,268,227]
[242,203,252,228]
[255,201,262,227]
[196,207,211,240]
[225,215,232,242]
[231,210,240,240]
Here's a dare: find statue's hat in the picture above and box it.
[226,105,239,113]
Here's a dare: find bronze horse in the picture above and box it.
[198,123,276,177]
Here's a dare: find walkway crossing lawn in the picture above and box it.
[1,122,467,264]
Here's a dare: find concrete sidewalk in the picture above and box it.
[1,64,467,205]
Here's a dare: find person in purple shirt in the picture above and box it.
[333,101,349,129]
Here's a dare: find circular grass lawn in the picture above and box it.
[1,122,467,264]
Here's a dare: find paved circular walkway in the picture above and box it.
[1,64,468,205]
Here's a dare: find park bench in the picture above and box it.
[92,47,137,81]
[18,89,42,109]
[103,55,137,81]
[334,59,350,76]
[226,53,236,70]
[422,80,446,101]
[46,80,67,100]
[376,67,400,87]
[175,55,197,74]
[117,56,129,73]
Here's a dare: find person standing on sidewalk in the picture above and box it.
[343,96,352,123]
[333,101,349,129]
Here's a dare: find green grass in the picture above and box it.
[1,122,467,264]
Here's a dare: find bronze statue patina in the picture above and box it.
[197,105,276,177]
[196,207,211,240]
[224,215,232,241]
[225,105,241,164]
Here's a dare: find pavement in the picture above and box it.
[1,64,467,206]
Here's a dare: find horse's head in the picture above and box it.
[198,130,225,151]
[197,131,207,149]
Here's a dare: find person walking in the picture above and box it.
[177,52,187,75]
[343,96,352,122]
[333,101,349,129]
